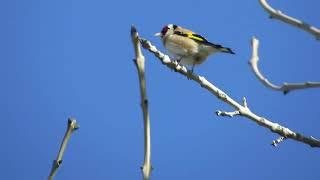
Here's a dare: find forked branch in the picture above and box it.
[249,37,320,94]
[133,29,320,148]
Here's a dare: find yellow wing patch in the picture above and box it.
[186,33,206,42]
[174,31,209,43]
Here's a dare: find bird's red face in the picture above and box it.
[160,25,169,36]
[155,24,177,38]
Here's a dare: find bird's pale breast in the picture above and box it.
[163,34,199,57]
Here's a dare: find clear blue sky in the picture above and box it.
[1,0,319,179]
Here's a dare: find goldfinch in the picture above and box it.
[155,24,235,71]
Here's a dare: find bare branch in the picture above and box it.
[131,25,152,180]
[48,118,79,180]
[138,36,320,148]
[217,97,247,117]
[216,110,240,117]
[249,37,320,94]
[242,97,248,109]
[259,0,320,40]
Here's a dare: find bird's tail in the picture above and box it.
[206,42,235,54]
[219,47,235,54]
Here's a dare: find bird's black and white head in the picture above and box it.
[155,24,177,38]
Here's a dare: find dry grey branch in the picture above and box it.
[131,26,152,180]
[137,35,320,148]
[216,97,246,117]
[249,37,320,94]
[216,110,240,117]
[259,0,320,40]
[48,118,79,180]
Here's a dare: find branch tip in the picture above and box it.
[216,110,240,118]
[251,37,258,45]
[68,117,79,130]
[242,97,248,108]
[131,25,137,36]
[271,136,286,147]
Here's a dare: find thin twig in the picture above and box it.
[216,110,240,117]
[48,118,79,180]
[249,37,320,94]
[259,0,320,40]
[131,25,152,180]
[272,136,286,147]
[138,36,320,148]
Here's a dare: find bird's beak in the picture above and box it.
[154,32,162,37]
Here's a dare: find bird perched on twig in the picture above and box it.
[155,24,235,72]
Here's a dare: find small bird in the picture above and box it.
[155,24,235,72]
